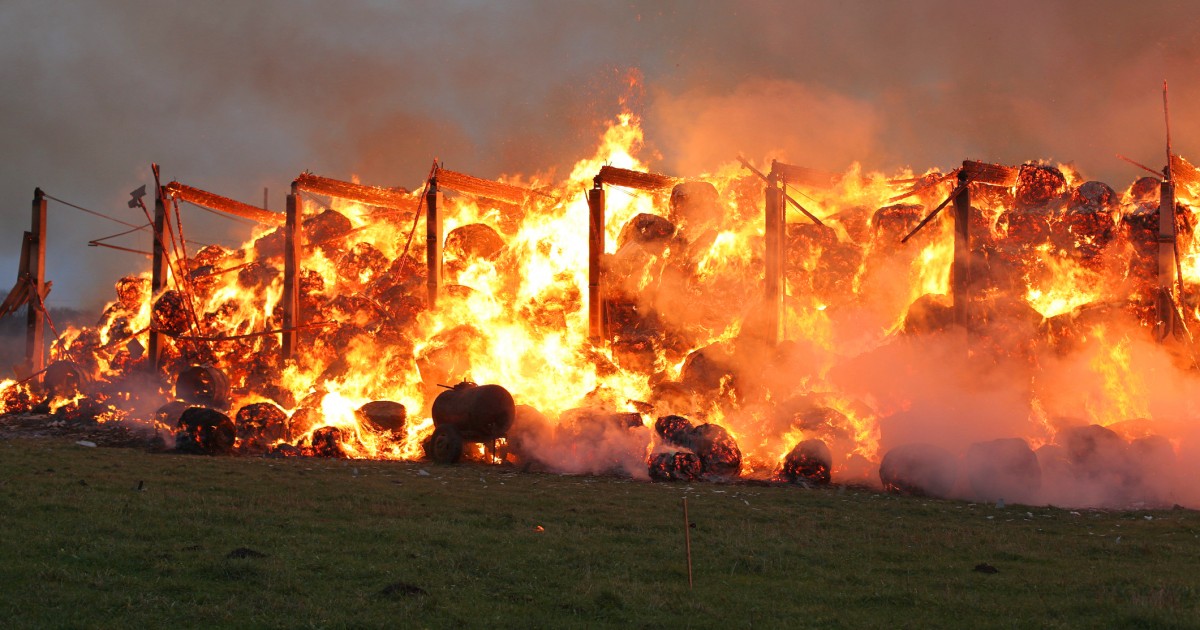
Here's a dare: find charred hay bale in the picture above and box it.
[338,242,390,286]
[234,402,288,452]
[669,181,722,234]
[151,290,190,337]
[872,204,924,242]
[1014,164,1067,212]
[115,276,150,310]
[323,295,386,333]
[781,439,832,485]
[1055,181,1118,261]
[287,407,321,440]
[175,407,236,455]
[175,365,230,409]
[617,213,677,252]
[305,209,353,253]
[445,223,506,261]
[1128,434,1176,506]
[879,443,958,497]
[416,325,485,390]
[309,426,347,457]
[1063,424,1130,480]
[356,400,407,433]
[965,438,1041,504]
[649,381,698,415]
[690,423,743,478]
[42,360,90,399]
[191,244,230,269]
[236,261,279,291]
[655,414,695,446]
[648,452,704,481]
[903,294,955,334]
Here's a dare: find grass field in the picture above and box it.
[1,438,1198,629]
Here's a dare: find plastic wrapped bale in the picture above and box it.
[649,452,704,481]
[780,439,832,485]
[445,223,506,261]
[879,443,958,498]
[668,181,722,234]
[235,402,289,453]
[965,438,1041,504]
[356,400,407,434]
[175,407,236,455]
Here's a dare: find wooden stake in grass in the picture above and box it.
[683,497,693,589]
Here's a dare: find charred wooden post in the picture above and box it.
[426,175,443,308]
[281,181,302,360]
[763,165,785,344]
[1156,178,1177,342]
[26,188,47,377]
[148,182,170,373]
[588,180,607,344]
[952,168,971,327]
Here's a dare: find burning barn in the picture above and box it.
[4,108,1200,510]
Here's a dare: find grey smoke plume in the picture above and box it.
[2,0,1198,311]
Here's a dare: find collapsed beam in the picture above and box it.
[595,165,677,192]
[770,160,840,189]
[294,172,414,210]
[166,182,285,226]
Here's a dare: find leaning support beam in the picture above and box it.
[1156,178,1177,342]
[763,173,785,345]
[426,176,443,308]
[148,183,170,374]
[951,169,971,327]
[26,189,47,378]
[281,182,302,360]
[166,182,285,226]
[588,181,607,345]
[294,172,414,210]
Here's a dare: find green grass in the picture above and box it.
[1,438,1199,629]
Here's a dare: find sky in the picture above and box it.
[2,0,1200,310]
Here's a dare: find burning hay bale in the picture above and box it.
[779,439,832,485]
[175,365,230,409]
[651,415,742,479]
[151,290,191,337]
[356,400,407,434]
[308,426,348,458]
[1057,181,1118,262]
[445,223,506,261]
[337,242,390,287]
[234,402,288,453]
[879,443,958,497]
[617,213,677,252]
[964,438,1041,504]
[42,360,90,400]
[648,451,703,481]
[1014,163,1068,211]
[175,407,236,455]
[669,181,722,234]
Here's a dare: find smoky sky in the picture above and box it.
[2,0,1199,310]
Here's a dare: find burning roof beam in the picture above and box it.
[770,161,841,189]
[434,167,539,206]
[165,182,285,227]
[594,165,678,191]
[293,173,414,210]
[961,160,1020,187]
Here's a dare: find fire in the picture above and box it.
[7,103,1200,509]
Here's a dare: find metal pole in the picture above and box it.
[763,166,784,345]
[588,180,606,344]
[426,176,443,308]
[1156,178,1177,342]
[952,168,971,328]
[282,181,302,360]
[26,188,46,378]
[148,182,169,373]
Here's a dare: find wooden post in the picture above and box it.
[147,182,170,374]
[1156,178,1177,342]
[763,166,784,345]
[426,176,443,308]
[26,188,46,377]
[282,181,302,360]
[588,181,607,345]
[952,168,971,328]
